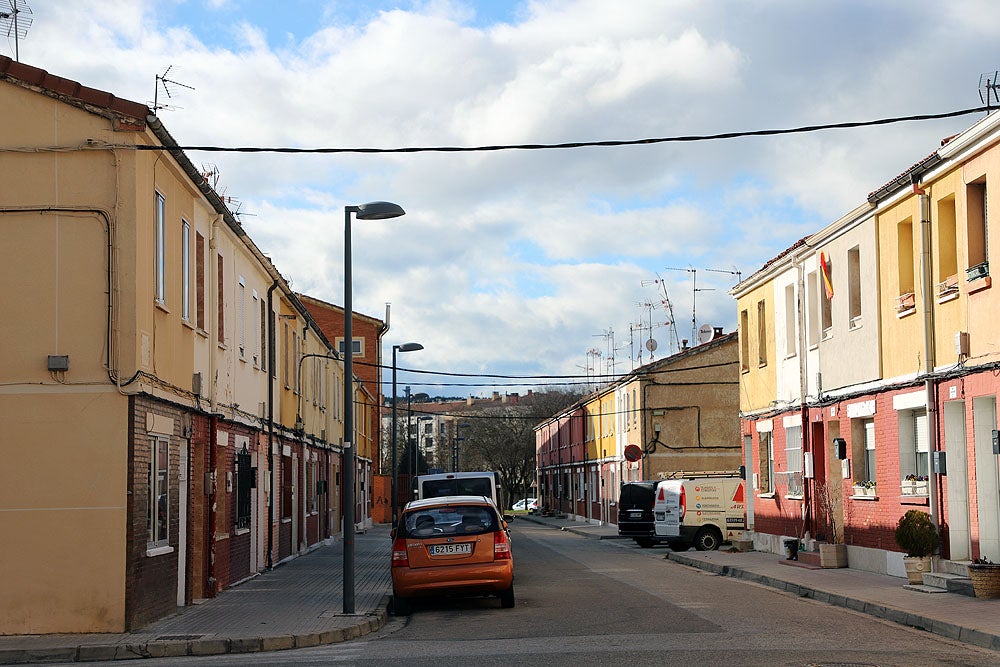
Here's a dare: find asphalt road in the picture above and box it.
[46,520,1000,666]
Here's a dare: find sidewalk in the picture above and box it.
[0,527,392,665]
[519,513,1000,652]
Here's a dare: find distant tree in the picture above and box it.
[460,388,584,508]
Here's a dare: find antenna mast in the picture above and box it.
[980,71,1000,110]
[152,65,195,114]
[0,0,31,62]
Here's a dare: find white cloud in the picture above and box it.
[11,0,994,395]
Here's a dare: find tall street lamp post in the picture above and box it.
[391,342,423,526]
[343,200,405,614]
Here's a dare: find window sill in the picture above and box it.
[968,275,992,295]
[896,307,916,319]
[154,300,170,314]
[937,291,959,304]
[196,328,209,339]
[850,494,879,501]
[181,319,195,331]
[146,545,174,557]
[784,494,804,500]
[234,527,250,536]
[281,517,292,524]
[758,492,775,499]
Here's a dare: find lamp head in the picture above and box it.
[396,342,424,353]
[352,201,405,220]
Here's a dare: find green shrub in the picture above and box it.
[894,509,939,557]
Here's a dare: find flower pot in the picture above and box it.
[819,543,848,568]
[852,486,876,498]
[901,480,928,496]
[902,556,931,584]
[968,564,1000,598]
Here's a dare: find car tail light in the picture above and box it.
[391,538,409,568]
[493,530,511,560]
[679,485,686,520]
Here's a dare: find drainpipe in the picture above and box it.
[796,261,812,539]
[265,280,278,570]
[207,412,218,597]
[916,182,940,531]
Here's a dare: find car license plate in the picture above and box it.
[630,511,643,517]
[429,543,472,556]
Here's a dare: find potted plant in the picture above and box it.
[894,509,939,584]
[852,479,876,498]
[901,473,928,496]
[816,481,847,567]
[968,557,1000,598]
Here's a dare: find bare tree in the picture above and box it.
[461,388,584,509]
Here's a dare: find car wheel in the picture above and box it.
[634,537,655,548]
[500,585,515,608]
[694,527,721,551]
[390,594,411,616]
[667,540,689,551]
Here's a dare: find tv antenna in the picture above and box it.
[593,328,616,377]
[152,65,195,113]
[666,266,715,345]
[641,273,681,355]
[0,0,32,62]
[980,71,1000,109]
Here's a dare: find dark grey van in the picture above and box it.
[617,481,659,548]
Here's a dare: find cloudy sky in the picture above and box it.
[7,0,996,397]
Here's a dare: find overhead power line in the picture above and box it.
[131,107,990,155]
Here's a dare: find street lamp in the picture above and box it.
[391,342,423,526]
[343,200,405,614]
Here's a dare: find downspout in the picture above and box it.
[207,412,218,597]
[915,182,940,531]
[265,280,278,570]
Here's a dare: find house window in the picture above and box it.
[897,218,915,310]
[147,437,169,547]
[967,178,988,277]
[937,196,958,297]
[251,290,260,366]
[783,425,803,497]
[260,299,268,373]
[238,277,246,359]
[217,254,225,345]
[806,271,819,346]
[282,454,293,520]
[337,338,364,356]
[195,231,206,330]
[155,193,166,304]
[739,309,750,372]
[181,220,191,321]
[899,409,929,486]
[756,299,767,366]
[848,246,862,327]
[306,460,316,513]
[820,257,832,337]
[851,418,876,484]
[758,431,773,494]
[784,284,796,357]
[235,447,252,530]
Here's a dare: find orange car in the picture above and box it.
[391,495,514,614]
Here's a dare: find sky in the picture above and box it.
[6,0,998,398]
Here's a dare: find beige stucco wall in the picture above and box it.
[736,281,776,414]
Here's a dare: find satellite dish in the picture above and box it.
[645,338,657,352]
[697,323,715,344]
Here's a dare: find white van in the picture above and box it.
[413,471,505,509]
[652,473,745,551]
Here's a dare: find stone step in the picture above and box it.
[796,550,821,567]
[917,571,975,597]
[937,558,972,577]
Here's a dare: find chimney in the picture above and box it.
[466,396,475,406]
[492,391,500,401]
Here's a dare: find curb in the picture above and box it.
[0,598,390,664]
[664,552,1000,652]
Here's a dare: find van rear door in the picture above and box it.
[653,480,683,538]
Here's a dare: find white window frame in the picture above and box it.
[181,219,191,321]
[783,425,803,498]
[155,192,166,305]
[238,276,246,359]
[148,436,170,549]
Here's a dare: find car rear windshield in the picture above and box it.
[403,505,498,538]
[618,482,656,510]
[422,478,493,498]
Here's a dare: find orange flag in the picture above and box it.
[820,252,834,299]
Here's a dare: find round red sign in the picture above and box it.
[624,444,642,462]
